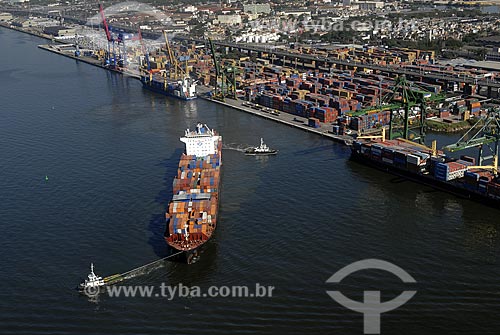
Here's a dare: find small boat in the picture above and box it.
[79,263,105,292]
[245,138,278,156]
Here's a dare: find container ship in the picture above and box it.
[351,136,500,206]
[141,73,197,100]
[165,123,222,264]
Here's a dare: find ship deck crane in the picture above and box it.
[464,155,498,175]
[356,128,438,156]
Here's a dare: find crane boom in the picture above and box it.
[138,28,151,72]
[99,4,112,42]
[163,30,185,79]
[208,38,221,76]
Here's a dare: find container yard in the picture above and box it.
[22,16,497,136]
[187,42,494,134]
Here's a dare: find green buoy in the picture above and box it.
[45,175,49,182]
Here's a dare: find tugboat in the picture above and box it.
[79,263,105,292]
[245,138,278,156]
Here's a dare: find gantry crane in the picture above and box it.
[208,38,224,101]
[116,31,141,68]
[138,28,153,83]
[99,4,117,68]
[348,75,445,144]
[383,75,445,143]
[208,38,238,101]
[443,108,500,173]
[224,63,239,100]
[99,4,140,69]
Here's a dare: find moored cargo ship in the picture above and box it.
[165,123,222,263]
[141,73,197,100]
[351,137,500,206]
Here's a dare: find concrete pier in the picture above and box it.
[37,44,141,79]
[196,87,354,145]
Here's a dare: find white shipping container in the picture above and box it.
[407,154,421,165]
[447,169,466,181]
[415,152,430,160]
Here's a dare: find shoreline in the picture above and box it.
[0,22,55,41]
[195,88,354,145]
[425,119,474,133]
[0,24,355,143]
[1,24,141,78]
[37,44,141,79]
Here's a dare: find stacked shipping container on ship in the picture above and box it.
[165,123,222,264]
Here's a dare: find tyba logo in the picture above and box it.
[326,259,417,334]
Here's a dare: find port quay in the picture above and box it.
[33,39,353,144]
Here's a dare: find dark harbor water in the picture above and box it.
[1,27,499,334]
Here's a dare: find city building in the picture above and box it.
[356,1,384,10]
[0,12,13,21]
[183,6,198,13]
[243,3,271,15]
[486,48,500,62]
[12,19,37,28]
[280,9,312,17]
[43,26,76,37]
[216,14,242,25]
